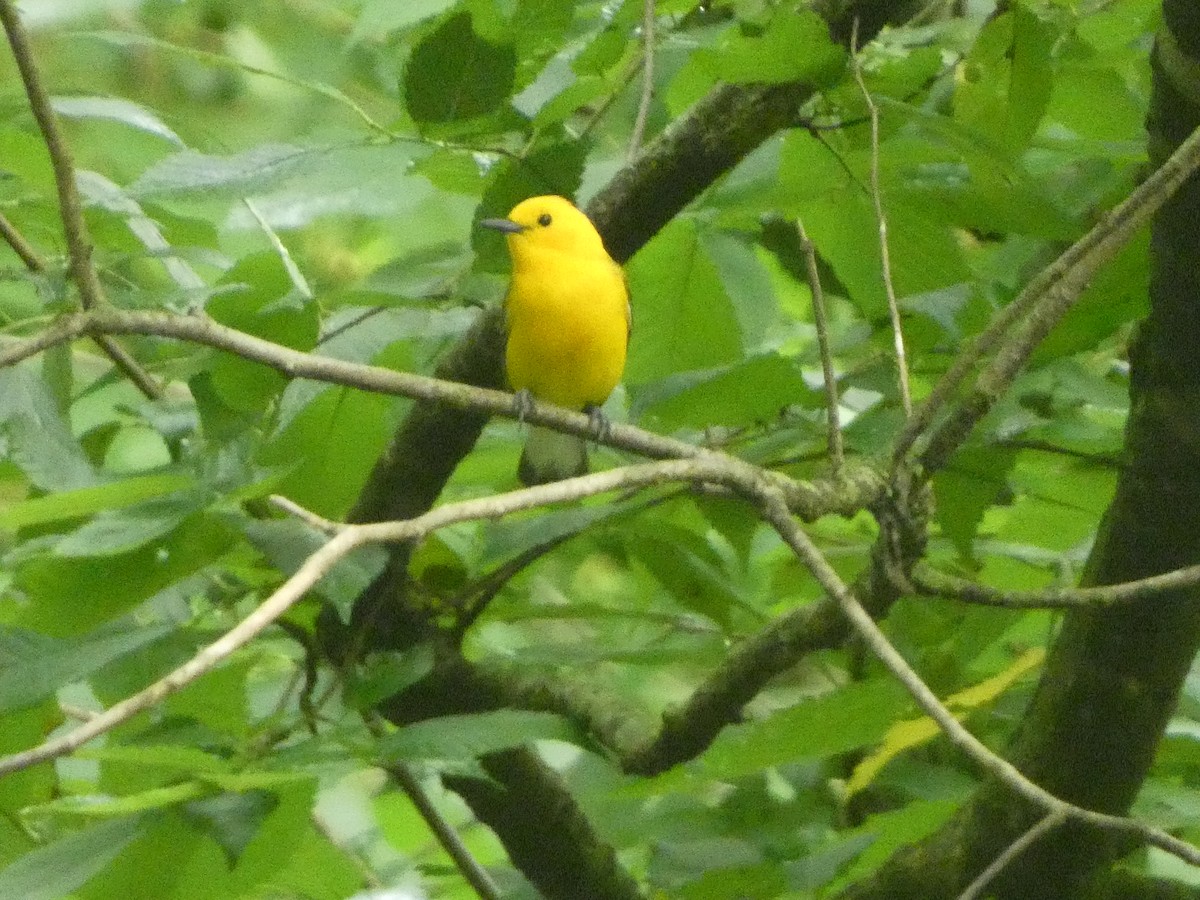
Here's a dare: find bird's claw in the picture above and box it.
[513,388,535,425]
[585,404,612,442]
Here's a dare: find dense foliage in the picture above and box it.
[1,1,1194,898]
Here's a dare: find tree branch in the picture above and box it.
[895,119,1200,473]
[913,562,1200,609]
[755,489,1200,875]
[0,0,161,399]
[0,458,751,778]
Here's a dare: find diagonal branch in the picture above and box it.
[0,0,161,399]
[0,458,741,778]
[894,120,1200,472]
[754,488,1200,875]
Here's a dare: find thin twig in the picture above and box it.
[0,211,44,272]
[0,211,163,398]
[894,122,1200,469]
[1,1,104,310]
[755,488,1200,873]
[0,1,162,400]
[850,19,911,416]
[385,758,503,900]
[0,457,739,777]
[797,219,843,472]
[628,0,656,159]
[956,810,1066,900]
[913,562,1200,609]
[92,334,163,398]
[270,493,342,534]
[0,306,881,520]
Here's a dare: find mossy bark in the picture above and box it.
[842,2,1200,897]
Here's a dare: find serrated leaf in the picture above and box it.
[376,710,576,762]
[405,13,516,125]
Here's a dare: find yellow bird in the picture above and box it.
[481,196,630,485]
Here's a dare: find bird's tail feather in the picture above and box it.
[519,426,588,485]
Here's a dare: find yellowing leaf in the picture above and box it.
[847,717,941,796]
[846,648,1045,796]
[946,647,1046,711]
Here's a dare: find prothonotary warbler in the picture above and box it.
[481,196,630,485]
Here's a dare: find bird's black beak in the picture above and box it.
[480,217,525,234]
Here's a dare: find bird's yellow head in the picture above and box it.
[480,195,610,262]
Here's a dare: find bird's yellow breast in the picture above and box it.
[504,244,629,411]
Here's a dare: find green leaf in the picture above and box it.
[264,376,404,519]
[628,524,743,626]
[13,515,235,636]
[933,445,1018,560]
[701,230,780,350]
[0,365,96,492]
[0,701,60,814]
[0,621,173,713]
[345,646,436,710]
[630,355,816,431]
[238,517,388,613]
[0,473,193,531]
[827,801,959,894]
[1008,2,1057,148]
[28,782,209,820]
[405,13,517,125]
[0,815,143,900]
[78,30,386,136]
[205,252,320,413]
[351,0,460,41]
[376,710,577,761]
[79,744,232,776]
[699,679,908,779]
[51,96,184,146]
[131,144,315,197]
[53,493,205,557]
[181,790,278,865]
[695,11,844,85]
[626,219,743,384]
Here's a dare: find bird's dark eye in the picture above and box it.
[537,213,552,227]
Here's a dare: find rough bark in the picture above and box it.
[841,2,1200,896]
